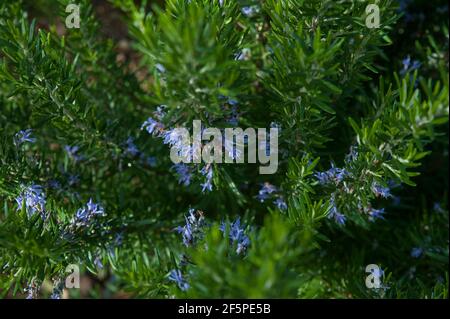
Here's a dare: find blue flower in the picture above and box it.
[50,293,61,299]
[94,256,104,269]
[314,172,330,185]
[162,129,191,160]
[25,282,40,299]
[72,198,105,227]
[410,247,423,258]
[124,137,140,157]
[68,174,80,187]
[175,209,206,246]
[50,281,64,299]
[274,197,287,211]
[141,155,157,167]
[155,63,166,73]
[241,6,259,17]
[15,184,46,218]
[168,269,189,291]
[64,145,83,162]
[219,218,250,254]
[141,117,163,135]
[257,182,278,202]
[224,136,242,161]
[369,208,385,220]
[345,145,359,163]
[328,194,346,225]
[14,129,36,146]
[234,48,251,61]
[400,55,421,76]
[433,202,445,214]
[314,164,349,185]
[226,106,239,126]
[371,267,384,280]
[200,165,214,193]
[372,182,392,198]
[47,179,62,190]
[173,163,192,186]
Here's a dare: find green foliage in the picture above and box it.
[0,0,448,299]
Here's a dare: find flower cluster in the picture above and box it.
[141,106,167,137]
[64,145,83,162]
[70,198,106,228]
[14,129,36,147]
[200,165,214,193]
[15,184,46,218]
[257,183,287,211]
[123,136,140,157]
[314,164,350,186]
[241,5,260,17]
[175,209,207,247]
[50,280,64,299]
[25,281,40,299]
[328,193,346,225]
[219,218,251,255]
[367,207,386,221]
[410,247,423,258]
[371,182,392,199]
[173,163,193,186]
[400,55,421,76]
[142,108,207,189]
[168,269,189,291]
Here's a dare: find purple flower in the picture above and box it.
[50,281,64,299]
[173,164,192,186]
[175,209,206,247]
[200,165,214,193]
[141,155,157,167]
[25,282,40,299]
[371,267,384,280]
[114,233,124,246]
[257,182,278,202]
[14,129,36,146]
[162,129,191,160]
[224,136,242,161]
[124,137,139,157]
[47,179,62,190]
[168,269,189,291]
[72,198,105,228]
[141,117,162,135]
[15,184,46,218]
[410,247,423,258]
[328,194,346,225]
[368,208,385,220]
[94,256,104,269]
[234,50,248,61]
[241,6,259,17]
[64,145,83,162]
[50,293,61,299]
[314,164,349,185]
[400,55,421,76]
[68,174,80,187]
[220,218,250,254]
[345,145,359,163]
[155,63,166,73]
[226,106,239,126]
[372,182,392,198]
[274,197,287,211]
